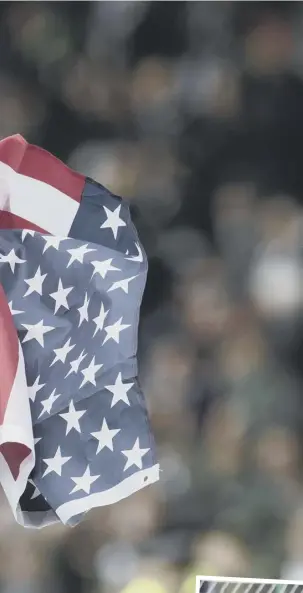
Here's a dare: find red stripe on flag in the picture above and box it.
[0,283,19,425]
[0,286,31,480]
[0,211,47,233]
[0,443,31,480]
[0,134,86,202]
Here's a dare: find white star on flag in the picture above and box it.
[0,249,26,272]
[122,438,150,471]
[28,375,45,402]
[42,235,66,253]
[108,275,138,294]
[91,258,120,280]
[50,278,73,314]
[93,302,109,336]
[65,349,87,378]
[39,389,61,418]
[21,229,36,241]
[50,337,75,367]
[24,266,47,297]
[67,244,96,267]
[100,204,126,239]
[77,292,90,327]
[43,446,72,477]
[22,319,55,347]
[126,242,144,263]
[80,356,103,388]
[59,400,86,435]
[103,317,130,345]
[91,418,120,453]
[105,372,133,407]
[70,465,99,494]
[8,301,24,316]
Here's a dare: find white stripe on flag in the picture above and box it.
[0,160,79,235]
[0,342,35,523]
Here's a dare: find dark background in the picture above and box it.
[2,2,303,592]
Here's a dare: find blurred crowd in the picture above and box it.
[2,1,303,592]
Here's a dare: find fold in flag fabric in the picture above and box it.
[0,134,159,528]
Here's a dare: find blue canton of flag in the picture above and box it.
[0,135,159,528]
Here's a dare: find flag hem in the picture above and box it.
[56,463,160,525]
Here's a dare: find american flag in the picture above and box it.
[0,134,159,528]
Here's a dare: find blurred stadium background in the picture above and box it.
[2,0,303,591]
